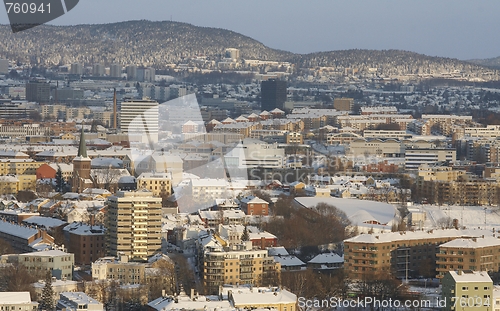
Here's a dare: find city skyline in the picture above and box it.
[0,0,499,60]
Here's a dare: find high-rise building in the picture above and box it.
[333,98,354,111]
[0,59,9,74]
[126,65,137,80]
[105,190,162,261]
[25,80,50,103]
[109,63,122,78]
[119,99,159,144]
[70,63,83,75]
[261,79,287,111]
[225,48,240,60]
[92,63,105,76]
[136,67,155,82]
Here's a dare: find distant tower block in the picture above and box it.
[333,98,354,111]
[261,79,287,111]
[225,48,240,60]
[110,63,122,79]
[70,63,83,75]
[92,63,105,76]
[0,59,8,74]
[126,65,137,80]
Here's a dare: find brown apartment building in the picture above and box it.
[344,229,490,280]
[63,222,106,265]
[436,236,500,278]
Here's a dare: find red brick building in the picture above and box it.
[63,222,106,265]
[240,196,269,216]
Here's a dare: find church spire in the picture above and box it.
[77,126,88,158]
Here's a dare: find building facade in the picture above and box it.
[106,190,162,261]
[202,248,281,295]
[261,79,287,111]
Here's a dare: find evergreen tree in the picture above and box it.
[40,271,54,311]
[241,225,249,241]
[55,165,64,193]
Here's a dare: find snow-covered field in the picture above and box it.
[418,204,500,230]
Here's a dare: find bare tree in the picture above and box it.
[436,216,454,229]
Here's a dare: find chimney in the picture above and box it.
[457,270,462,275]
[190,288,195,300]
[113,88,117,129]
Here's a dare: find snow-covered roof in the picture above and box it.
[118,176,136,183]
[91,157,123,168]
[440,237,500,249]
[240,195,268,205]
[273,255,305,267]
[267,246,289,256]
[148,295,231,311]
[21,250,69,257]
[230,287,297,306]
[345,228,494,244]
[308,253,344,264]
[0,292,33,304]
[294,197,396,225]
[190,178,228,187]
[63,222,105,236]
[23,216,67,229]
[448,270,492,283]
[0,220,39,239]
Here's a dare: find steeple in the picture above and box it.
[77,126,88,158]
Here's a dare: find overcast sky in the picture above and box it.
[1,0,499,60]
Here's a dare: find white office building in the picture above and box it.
[120,99,159,144]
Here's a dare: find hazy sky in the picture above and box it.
[1,0,499,60]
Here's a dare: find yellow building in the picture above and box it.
[227,287,297,311]
[136,172,172,197]
[18,250,74,280]
[0,159,44,175]
[202,248,281,295]
[0,174,36,195]
[442,270,492,311]
[92,255,146,284]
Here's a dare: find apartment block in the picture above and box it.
[63,222,106,266]
[405,148,456,170]
[136,172,172,197]
[18,250,74,280]
[202,248,281,295]
[106,190,162,261]
[91,255,145,284]
[437,237,500,278]
[343,229,489,279]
